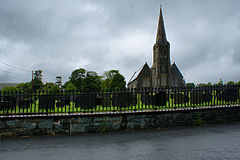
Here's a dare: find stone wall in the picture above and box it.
[1,107,240,137]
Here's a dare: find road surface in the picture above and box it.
[1,123,240,160]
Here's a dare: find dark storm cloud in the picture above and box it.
[165,0,240,83]
[0,0,240,84]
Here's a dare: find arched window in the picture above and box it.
[164,50,167,56]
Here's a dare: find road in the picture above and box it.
[1,123,240,160]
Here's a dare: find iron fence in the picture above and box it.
[0,85,240,117]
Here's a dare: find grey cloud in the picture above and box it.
[0,72,11,82]
[0,0,240,84]
[232,41,240,65]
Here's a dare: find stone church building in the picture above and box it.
[128,7,185,88]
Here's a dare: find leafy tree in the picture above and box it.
[103,70,119,80]
[1,87,18,92]
[226,81,235,85]
[63,81,77,91]
[31,78,43,91]
[196,83,207,87]
[84,71,101,92]
[102,70,119,90]
[69,68,86,91]
[109,73,126,90]
[68,68,102,92]
[197,82,213,87]
[41,83,60,92]
[16,82,32,92]
[186,83,195,88]
[206,82,212,86]
[63,81,70,89]
[238,81,240,85]
[102,70,126,90]
[217,78,223,85]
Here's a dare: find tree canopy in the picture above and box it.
[41,83,60,92]
[2,68,239,93]
[101,70,126,90]
[186,83,195,87]
[69,68,86,91]
[62,81,77,91]
[84,71,101,92]
[31,78,43,91]
[68,68,101,92]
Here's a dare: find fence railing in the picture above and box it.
[0,85,240,117]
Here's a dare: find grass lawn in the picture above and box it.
[1,91,239,115]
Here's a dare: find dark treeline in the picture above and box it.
[1,73,240,93]
[0,68,126,93]
[186,79,240,88]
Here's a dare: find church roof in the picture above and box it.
[156,7,168,44]
[128,62,150,85]
[171,63,184,79]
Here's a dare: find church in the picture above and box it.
[128,7,185,88]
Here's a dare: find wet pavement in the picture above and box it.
[1,123,240,160]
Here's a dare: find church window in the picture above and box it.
[161,77,166,85]
[164,50,167,55]
[143,79,146,86]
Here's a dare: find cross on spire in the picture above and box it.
[155,6,168,44]
[160,0,163,9]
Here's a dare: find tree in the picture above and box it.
[41,83,60,92]
[103,70,119,80]
[101,70,119,89]
[207,82,212,86]
[68,68,102,92]
[186,83,195,88]
[109,73,126,90]
[226,81,235,85]
[69,68,86,91]
[63,81,77,91]
[196,83,207,87]
[196,82,212,87]
[84,71,101,92]
[1,87,18,92]
[63,81,70,89]
[217,78,223,85]
[16,82,32,92]
[31,78,43,91]
[102,70,126,90]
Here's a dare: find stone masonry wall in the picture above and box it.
[1,107,240,137]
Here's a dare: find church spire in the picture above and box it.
[156,7,167,44]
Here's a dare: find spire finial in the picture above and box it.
[160,0,163,9]
[155,1,167,44]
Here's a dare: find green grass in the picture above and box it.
[0,91,239,115]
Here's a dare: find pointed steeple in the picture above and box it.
[156,7,167,44]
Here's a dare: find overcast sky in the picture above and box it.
[0,0,240,85]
